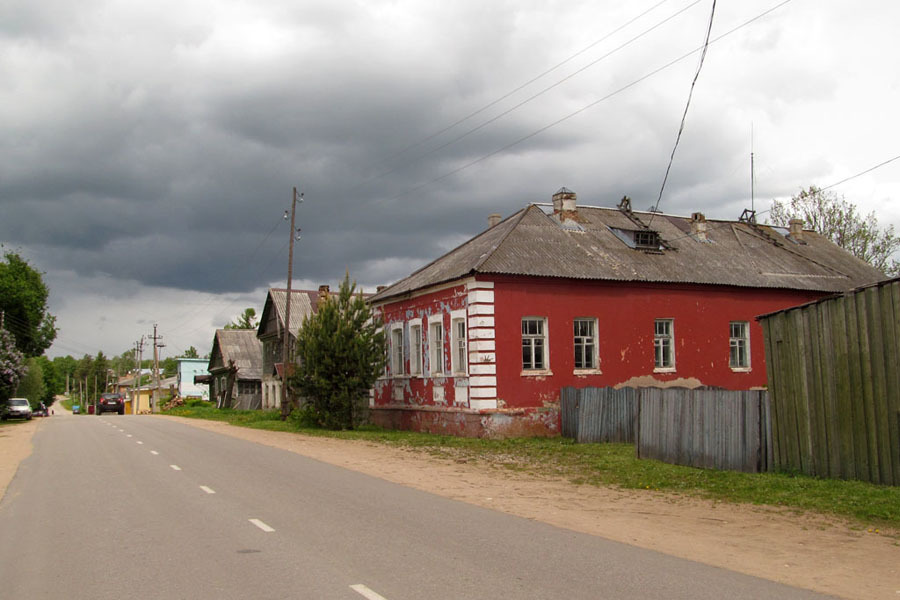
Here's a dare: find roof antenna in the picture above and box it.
[750,122,755,214]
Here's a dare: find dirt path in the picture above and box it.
[3,414,898,599]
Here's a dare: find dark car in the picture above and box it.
[98,393,125,415]
[2,397,33,421]
[33,402,49,417]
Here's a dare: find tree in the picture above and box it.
[770,186,900,275]
[180,346,199,358]
[224,308,258,330]
[16,357,46,407]
[0,328,26,403]
[0,251,57,356]
[289,274,384,429]
[35,355,61,406]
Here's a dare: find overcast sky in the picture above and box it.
[2,0,898,360]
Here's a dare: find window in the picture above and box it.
[573,318,597,370]
[409,323,422,376]
[729,321,750,369]
[654,319,675,369]
[390,326,404,376]
[451,316,467,375]
[522,317,547,370]
[429,318,444,376]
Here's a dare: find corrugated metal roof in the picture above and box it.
[209,329,262,380]
[268,288,319,332]
[369,203,886,302]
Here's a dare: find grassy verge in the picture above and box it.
[164,402,900,531]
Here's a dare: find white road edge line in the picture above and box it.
[249,518,274,533]
[170,465,182,471]
[200,486,215,494]
[350,584,389,600]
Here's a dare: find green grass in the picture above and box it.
[163,402,900,530]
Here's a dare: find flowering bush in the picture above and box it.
[0,328,26,399]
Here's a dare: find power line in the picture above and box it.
[363,0,699,187]
[386,0,794,204]
[820,154,900,192]
[650,0,717,223]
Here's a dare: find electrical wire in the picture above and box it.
[385,0,794,204]
[649,0,716,225]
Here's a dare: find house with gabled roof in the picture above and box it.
[208,329,263,409]
[367,188,885,438]
[256,287,327,409]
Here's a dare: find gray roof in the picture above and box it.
[370,203,886,302]
[208,329,262,380]
[262,289,319,335]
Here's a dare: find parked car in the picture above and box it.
[1,397,33,421]
[98,393,125,415]
[33,403,49,417]
[72,404,80,414]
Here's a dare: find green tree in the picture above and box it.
[0,328,27,402]
[52,355,78,395]
[161,356,177,378]
[770,186,900,275]
[74,354,94,402]
[180,346,199,358]
[289,274,384,429]
[224,308,258,330]
[0,251,57,356]
[35,356,61,405]
[16,357,46,406]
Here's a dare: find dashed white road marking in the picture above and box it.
[200,486,216,494]
[136,441,143,445]
[249,519,274,533]
[150,450,159,455]
[170,465,182,471]
[350,584,389,600]
[126,434,133,438]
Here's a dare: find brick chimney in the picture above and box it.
[552,187,577,217]
[488,213,502,228]
[691,212,708,241]
[376,285,387,293]
[789,218,804,240]
[317,285,330,308]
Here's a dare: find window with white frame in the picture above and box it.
[409,323,422,376]
[573,318,597,370]
[429,317,444,376]
[450,314,467,375]
[522,317,548,370]
[729,321,750,369]
[390,325,404,376]
[654,319,675,369]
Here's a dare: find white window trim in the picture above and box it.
[521,316,551,376]
[389,322,406,378]
[729,321,752,372]
[653,318,676,373]
[573,317,601,375]
[427,314,445,377]
[450,309,467,376]
[409,322,423,377]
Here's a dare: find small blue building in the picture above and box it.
[177,358,210,400]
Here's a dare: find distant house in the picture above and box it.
[368,188,885,437]
[256,287,327,409]
[208,329,263,410]
[176,358,209,400]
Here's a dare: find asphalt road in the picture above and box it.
[0,412,836,600]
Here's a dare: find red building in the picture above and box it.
[368,189,884,437]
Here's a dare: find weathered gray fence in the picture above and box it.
[637,388,770,473]
[560,387,637,443]
[760,279,900,486]
[561,387,771,473]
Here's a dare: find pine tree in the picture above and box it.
[290,274,384,429]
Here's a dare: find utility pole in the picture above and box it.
[150,325,164,414]
[281,187,302,421]
[133,337,144,415]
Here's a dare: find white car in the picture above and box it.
[2,397,33,421]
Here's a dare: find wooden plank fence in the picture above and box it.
[760,279,900,486]
[561,387,771,473]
